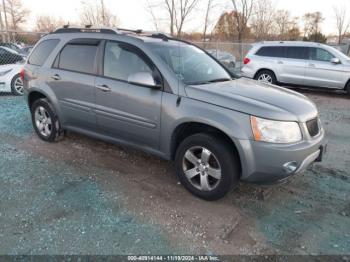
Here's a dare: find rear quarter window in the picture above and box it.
[28,39,60,66]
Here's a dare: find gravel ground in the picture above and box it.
[0,90,349,255]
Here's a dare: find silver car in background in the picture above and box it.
[242,41,350,95]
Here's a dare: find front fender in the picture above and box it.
[160,93,252,158]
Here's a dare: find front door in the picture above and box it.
[95,41,163,149]
[304,47,345,89]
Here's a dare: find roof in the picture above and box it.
[255,41,326,47]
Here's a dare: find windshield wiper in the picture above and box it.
[186,78,232,85]
[208,78,232,83]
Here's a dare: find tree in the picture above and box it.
[202,0,215,41]
[35,16,65,32]
[4,0,29,30]
[147,0,199,37]
[333,5,349,44]
[250,0,275,41]
[302,12,325,42]
[174,0,199,37]
[145,0,160,31]
[230,0,254,43]
[213,10,251,41]
[163,0,176,35]
[80,0,119,27]
[274,10,292,37]
[273,10,301,40]
[305,32,327,43]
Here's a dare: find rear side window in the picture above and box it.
[58,44,98,74]
[285,47,309,60]
[255,46,286,58]
[28,39,59,66]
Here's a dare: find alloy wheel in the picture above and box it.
[34,106,52,137]
[182,146,222,191]
[14,77,24,94]
[257,73,273,84]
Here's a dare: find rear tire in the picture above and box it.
[11,73,24,96]
[175,133,240,201]
[31,98,64,142]
[255,70,277,85]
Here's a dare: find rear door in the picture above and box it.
[48,39,100,130]
[304,47,345,88]
[279,46,308,85]
[94,40,163,149]
[254,46,307,85]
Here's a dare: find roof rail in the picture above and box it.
[117,28,143,34]
[51,26,173,42]
[52,27,119,35]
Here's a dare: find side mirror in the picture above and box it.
[331,58,341,64]
[128,72,161,89]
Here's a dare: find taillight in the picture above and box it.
[20,68,25,81]
[243,57,251,65]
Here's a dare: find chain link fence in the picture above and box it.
[0,31,46,95]
[194,42,253,72]
[0,31,46,65]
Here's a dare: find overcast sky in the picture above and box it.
[23,0,350,35]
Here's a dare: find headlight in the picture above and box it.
[0,69,12,76]
[251,116,302,143]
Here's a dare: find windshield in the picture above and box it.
[146,42,232,85]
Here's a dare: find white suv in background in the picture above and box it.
[242,41,350,95]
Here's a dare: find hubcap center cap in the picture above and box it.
[199,164,206,173]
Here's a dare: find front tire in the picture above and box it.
[175,133,240,201]
[255,70,277,85]
[11,73,24,96]
[31,98,63,142]
[346,82,350,96]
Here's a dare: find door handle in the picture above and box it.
[51,74,61,81]
[96,84,111,92]
[277,61,284,64]
[309,63,316,68]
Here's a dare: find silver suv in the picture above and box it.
[23,28,327,200]
[242,41,350,95]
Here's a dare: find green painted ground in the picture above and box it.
[0,96,178,255]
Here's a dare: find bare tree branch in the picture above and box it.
[231,0,254,43]
[5,0,29,30]
[80,0,119,27]
[334,5,350,44]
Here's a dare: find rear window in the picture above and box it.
[58,44,98,74]
[255,46,285,58]
[28,39,60,66]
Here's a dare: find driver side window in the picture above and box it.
[309,48,335,62]
[103,41,153,81]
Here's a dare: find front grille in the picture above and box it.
[306,118,320,137]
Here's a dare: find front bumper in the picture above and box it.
[237,129,327,183]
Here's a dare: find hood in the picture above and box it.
[185,78,318,122]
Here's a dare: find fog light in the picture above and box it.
[283,161,298,174]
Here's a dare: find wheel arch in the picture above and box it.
[345,78,350,91]
[170,121,242,176]
[28,91,48,110]
[254,68,278,81]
